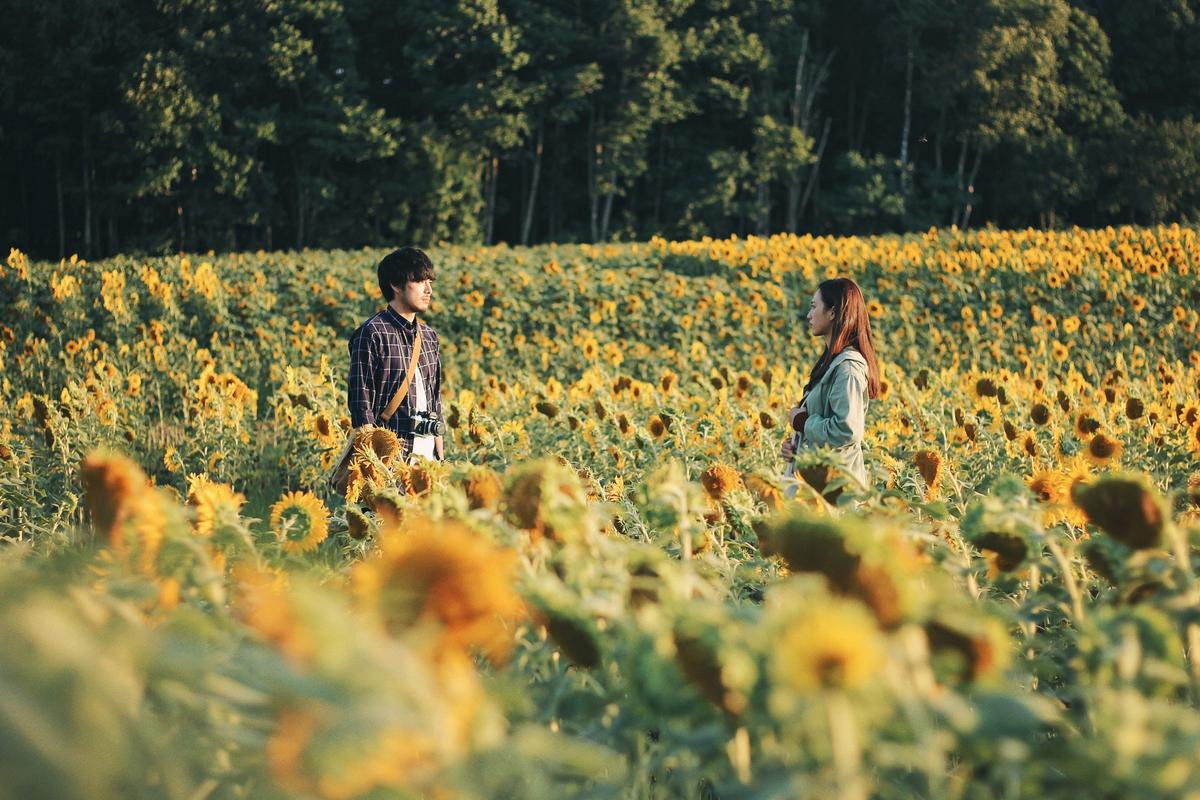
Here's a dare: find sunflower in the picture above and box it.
[1030,402,1051,426]
[743,473,785,511]
[80,450,166,574]
[647,415,668,439]
[1071,474,1166,550]
[913,450,942,498]
[1187,474,1200,507]
[232,563,312,662]
[700,463,741,500]
[186,473,246,536]
[312,411,338,443]
[1186,422,1200,456]
[1074,407,1102,439]
[1086,433,1122,467]
[1028,470,1067,505]
[346,505,372,540]
[462,466,502,511]
[367,427,402,464]
[974,378,998,398]
[352,516,525,663]
[270,491,330,554]
[770,599,883,692]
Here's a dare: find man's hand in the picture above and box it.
[780,435,797,462]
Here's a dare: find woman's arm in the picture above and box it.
[803,363,867,448]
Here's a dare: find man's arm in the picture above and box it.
[348,327,377,428]
[432,337,444,459]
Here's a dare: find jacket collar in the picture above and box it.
[812,347,867,389]
[826,347,866,372]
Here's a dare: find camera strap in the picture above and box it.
[379,320,423,424]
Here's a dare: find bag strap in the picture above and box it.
[379,320,423,423]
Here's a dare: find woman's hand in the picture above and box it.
[780,436,796,462]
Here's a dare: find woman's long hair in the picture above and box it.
[803,277,881,399]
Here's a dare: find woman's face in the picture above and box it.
[807,290,835,337]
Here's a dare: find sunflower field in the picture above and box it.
[2,226,1200,799]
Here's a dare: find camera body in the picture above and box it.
[410,410,445,438]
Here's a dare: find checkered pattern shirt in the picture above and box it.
[348,306,443,452]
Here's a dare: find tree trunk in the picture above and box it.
[484,154,499,245]
[600,191,615,242]
[293,156,306,249]
[588,108,603,243]
[55,152,65,259]
[786,31,833,232]
[81,128,93,259]
[960,147,983,229]
[952,138,968,227]
[900,32,914,206]
[755,180,769,235]
[934,105,946,175]
[799,117,832,219]
[548,120,562,241]
[653,127,665,231]
[521,126,543,246]
[786,38,809,233]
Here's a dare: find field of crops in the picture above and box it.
[2,227,1200,799]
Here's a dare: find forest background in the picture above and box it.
[3,0,1200,259]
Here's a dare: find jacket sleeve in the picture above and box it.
[348,327,377,427]
[803,361,867,448]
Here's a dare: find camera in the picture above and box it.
[409,410,445,438]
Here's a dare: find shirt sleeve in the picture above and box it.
[430,332,443,418]
[803,362,867,448]
[348,327,377,427]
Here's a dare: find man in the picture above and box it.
[348,247,444,462]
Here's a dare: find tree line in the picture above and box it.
[3,0,1200,259]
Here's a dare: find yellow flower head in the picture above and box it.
[771,598,883,693]
[1085,433,1122,466]
[700,462,741,500]
[186,473,246,536]
[270,491,330,554]
[80,450,166,574]
[353,516,526,663]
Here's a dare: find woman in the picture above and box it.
[781,277,881,492]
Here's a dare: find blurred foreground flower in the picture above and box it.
[1071,474,1168,550]
[353,516,526,663]
[81,450,169,574]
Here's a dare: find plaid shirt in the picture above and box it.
[348,306,443,452]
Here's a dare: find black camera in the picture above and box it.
[410,410,445,438]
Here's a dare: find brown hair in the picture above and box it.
[803,277,881,399]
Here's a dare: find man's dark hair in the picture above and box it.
[378,247,435,301]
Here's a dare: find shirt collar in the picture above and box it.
[383,305,418,330]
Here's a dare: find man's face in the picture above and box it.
[394,277,433,313]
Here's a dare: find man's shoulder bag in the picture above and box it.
[328,321,423,496]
